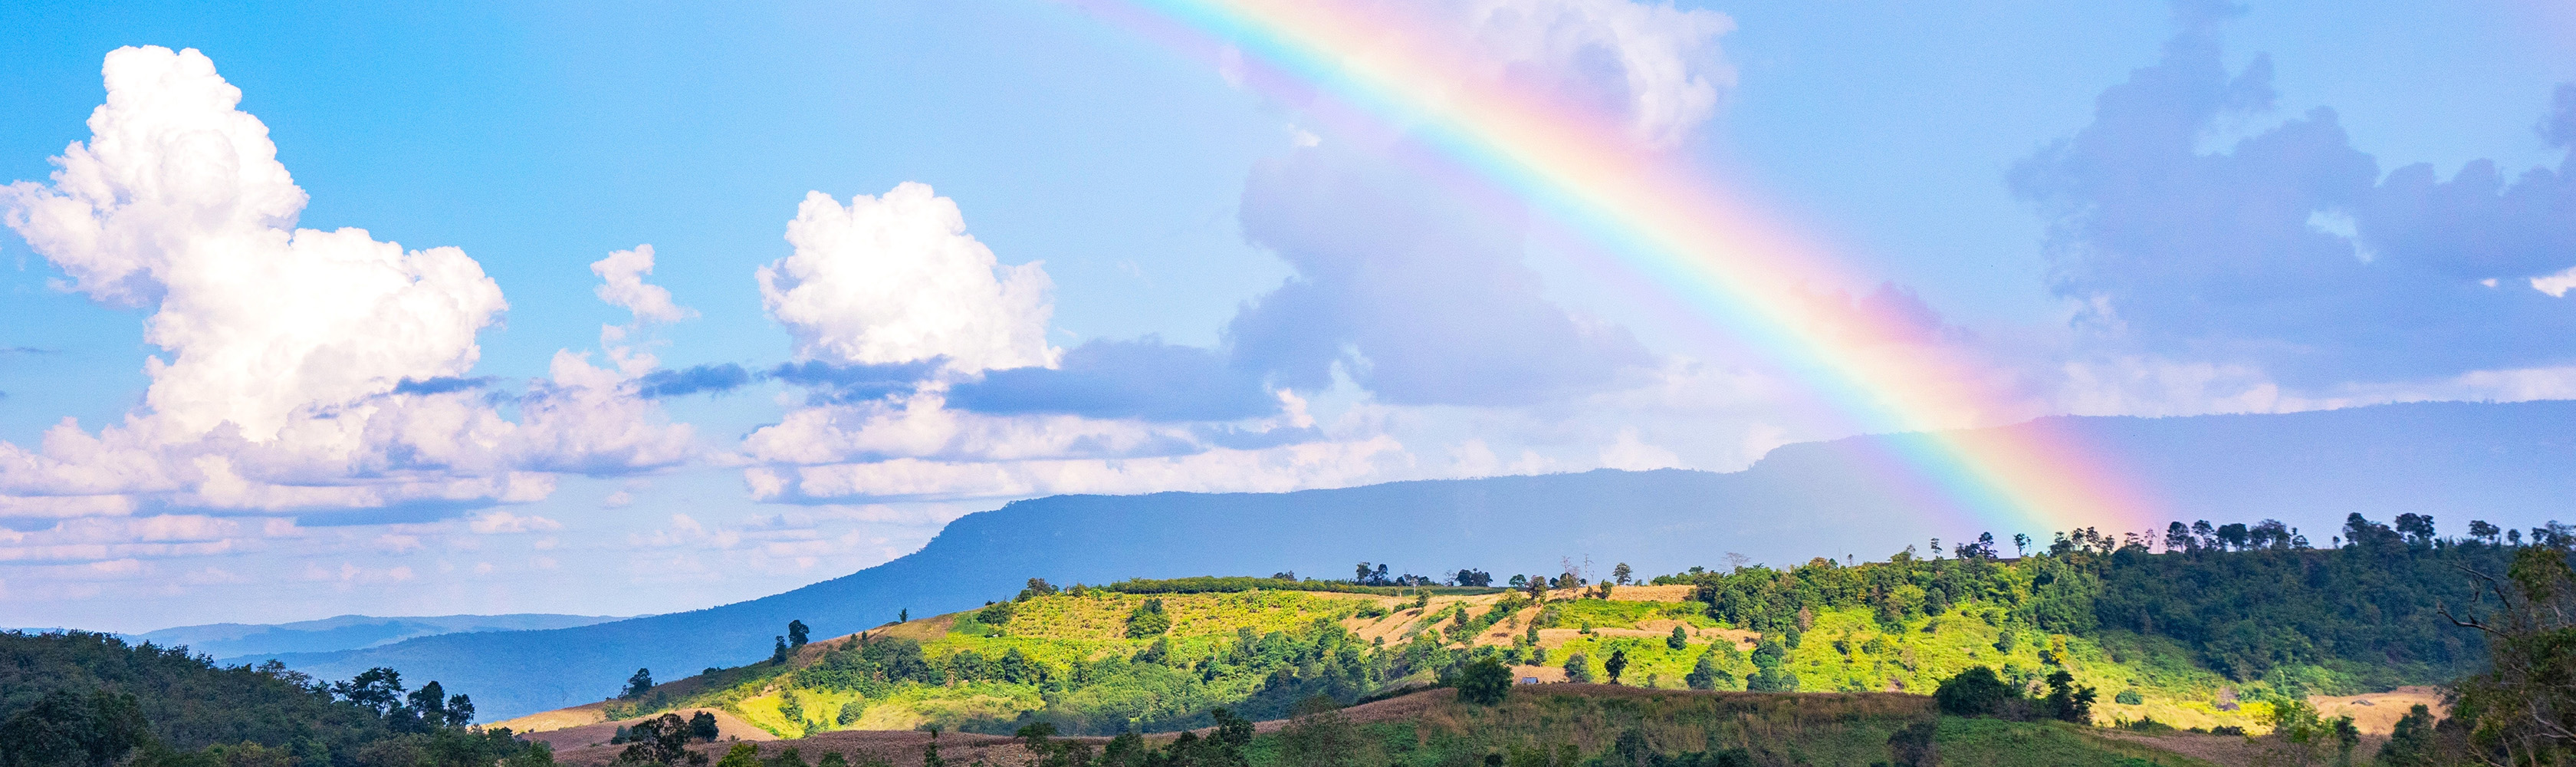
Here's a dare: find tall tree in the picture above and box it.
[2443,544,2576,765]
[623,668,655,699]
[789,620,810,649]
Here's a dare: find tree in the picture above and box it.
[2395,513,2437,547]
[789,620,810,649]
[1934,667,2015,717]
[1684,651,1729,690]
[2377,704,2439,767]
[1612,563,1634,585]
[1523,576,1547,602]
[619,713,697,765]
[691,711,720,741]
[1125,598,1171,638]
[1562,653,1593,683]
[2443,544,2576,765]
[2469,519,2502,544]
[2013,533,2032,557]
[1667,625,1688,650]
[1602,647,1629,684]
[0,689,153,767]
[2041,670,2095,724]
[717,742,761,767]
[1456,657,1512,705]
[406,680,449,728]
[623,668,655,699]
[335,667,406,714]
[1017,578,1059,601]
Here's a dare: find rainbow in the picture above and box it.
[1076,0,2161,537]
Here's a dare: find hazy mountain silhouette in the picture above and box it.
[130,614,628,660]
[251,400,2576,718]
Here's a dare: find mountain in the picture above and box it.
[258,400,2576,719]
[129,614,629,660]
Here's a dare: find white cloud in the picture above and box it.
[467,510,564,535]
[0,48,696,521]
[1597,426,1681,470]
[1448,0,1736,146]
[2532,265,2576,298]
[593,244,692,325]
[759,183,1058,374]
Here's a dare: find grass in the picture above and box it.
[1230,686,2214,767]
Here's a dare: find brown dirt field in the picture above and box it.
[1603,584,1696,602]
[1533,624,1753,650]
[2311,686,2446,735]
[521,707,778,752]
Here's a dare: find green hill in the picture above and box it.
[0,630,544,767]
[534,516,2548,743]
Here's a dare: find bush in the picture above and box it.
[1125,599,1171,638]
[1455,658,1512,705]
[2114,689,2143,705]
[976,601,1016,627]
[1934,667,2016,717]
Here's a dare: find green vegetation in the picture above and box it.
[595,513,2574,762]
[0,630,542,767]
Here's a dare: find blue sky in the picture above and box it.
[2,0,2571,630]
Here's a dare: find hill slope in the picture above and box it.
[264,400,2576,719]
[132,614,626,660]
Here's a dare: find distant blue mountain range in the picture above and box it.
[120,614,629,660]
[238,400,2574,719]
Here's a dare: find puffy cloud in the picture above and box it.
[5,48,505,442]
[592,245,692,325]
[2012,15,2576,386]
[1239,0,1734,147]
[759,183,1058,374]
[1434,0,1736,146]
[0,47,694,524]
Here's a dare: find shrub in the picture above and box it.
[1456,658,1512,705]
[1125,599,1171,639]
[2114,689,2143,705]
[1934,667,2016,717]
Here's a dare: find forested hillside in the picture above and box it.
[0,631,544,767]
[527,514,2565,741]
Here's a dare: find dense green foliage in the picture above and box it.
[1656,516,2544,693]
[0,630,542,767]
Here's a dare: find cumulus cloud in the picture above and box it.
[759,183,1058,374]
[1434,0,1736,146]
[1229,140,1654,406]
[0,47,694,525]
[2012,12,2576,387]
[593,245,692,326]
